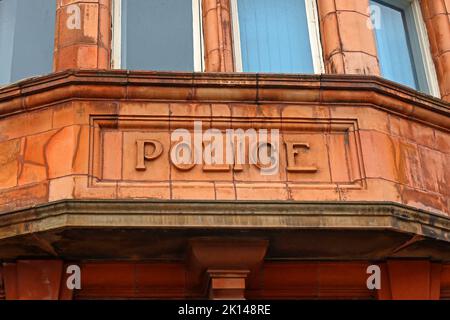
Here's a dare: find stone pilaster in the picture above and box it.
[420,0,450,101]
[54,0,112,71]
[202,0,235,72]
[317,0,380,75]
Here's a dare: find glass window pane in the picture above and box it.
[0,0,17,84]
[0,0,56,85]
[122,0,195,71]
[237,0,314,73]
[371,0,418,89]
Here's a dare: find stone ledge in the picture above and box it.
[0,70,448,130]
[0,200,449,242]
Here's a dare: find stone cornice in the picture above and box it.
[0,70,449,130]
[0,200,449,243]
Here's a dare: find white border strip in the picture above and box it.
[193,0,204,71]
[230,0,243,72]
[411,0,440,98]
[305,0,325,74]
[111,0,122,69]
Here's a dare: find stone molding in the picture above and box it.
[0,200,449,242]
[0,70,448,129]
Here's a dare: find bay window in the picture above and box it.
[112,0,203,72]
[0,0,56,85]
[370,0,440,96]
[231,0,323,74]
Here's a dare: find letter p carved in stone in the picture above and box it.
[136,140,163,171]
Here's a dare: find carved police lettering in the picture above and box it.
[93,117,361,187]
[202,137,231,172]
[253,141,277,170]
[285,142,318,173]
[135,138,316,174]
[135,140,163,171]
[170,140,196,171]
[203,130,226,164]
[203,163,231,172]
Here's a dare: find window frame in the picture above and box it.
[371,0,440,97]
[111,0,204,72]
[230,0,324,74]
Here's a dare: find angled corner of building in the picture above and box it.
[0,0,449,300]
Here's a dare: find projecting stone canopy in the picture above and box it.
[0,200,449,261]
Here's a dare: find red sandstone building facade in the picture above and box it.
[0,0,449,300]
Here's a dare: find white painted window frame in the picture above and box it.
[111,0,204,72]
[409,0,440,98]
[230,0,324,74]
[372,0,440,98]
